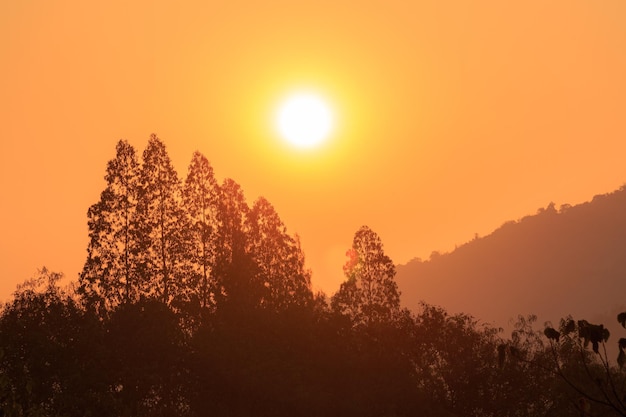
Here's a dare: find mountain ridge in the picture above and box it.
[396,185,626,333]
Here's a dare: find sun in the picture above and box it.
[276,92,334,149]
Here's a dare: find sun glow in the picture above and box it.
[276,92,334,149]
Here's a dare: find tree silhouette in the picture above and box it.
[246,197,312,311]
[135,134,191,305]
[182,151,220,312]
[213,178,259,311]
[411,303,506,416]
[540,317,626,416]
[332,225,400,325]
[79,139,141,313]
[105,299,190,416]
[0,269,110,416]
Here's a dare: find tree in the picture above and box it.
[0,269,111,416]
[540,317,626,416]
[79,139,141,313]
[246,197,313,311]
[411,303,511,417]
[283,233,313,308]
[182,151,220,312]
[105,299,190,416]
[491,315,569,416]
[135,134,191,305]
[331,225,400,325]
[213,178,258,311]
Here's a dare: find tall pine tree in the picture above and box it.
[332,226,400,325]
[135,134,191,305]
[213,178,259,310]
[246,197,312,311]
[182,151,220,311]
[79,139,141,312]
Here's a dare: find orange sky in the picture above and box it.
[2,1,626,302]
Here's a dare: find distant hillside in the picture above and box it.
[396,186,626,334]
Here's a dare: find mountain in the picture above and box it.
[396,186,626,335]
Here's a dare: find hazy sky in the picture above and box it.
[2,1,625,301]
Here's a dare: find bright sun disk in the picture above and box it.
[276,93,333,149]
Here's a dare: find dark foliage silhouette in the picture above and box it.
[531,315,626,416]
[182,151,220,312]
[80,139,142,314]
[135,134,192,306]
[3,137,626,416]
[332,225,400,326]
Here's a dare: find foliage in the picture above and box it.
[212,178,259,312]
[80,139,141,313]
[246,197,313,311]
[77,137,313,317]
[0,269,110,416]
[3,268,596,417]
[539,316,626,416]
[6,137,626,416]
[331,225,400,326]
[182,151,220,313]
[135,134,192,306]
[105,299,190,416]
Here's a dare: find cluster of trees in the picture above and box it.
[7,271,626,417]
[79,135,314,318]
[2,136,626,416]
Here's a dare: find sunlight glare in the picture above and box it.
[276,93,333,149]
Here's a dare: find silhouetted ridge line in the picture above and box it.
[397,186,626,330]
